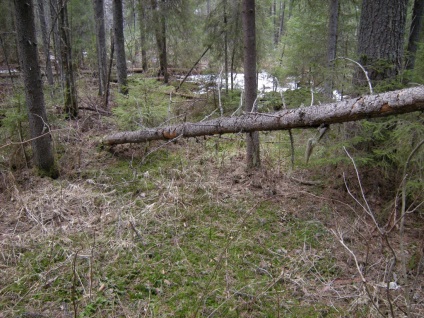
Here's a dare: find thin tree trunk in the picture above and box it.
[176,45,211,92]
[93,0,108,96]
[37,0,54,86]
[325,0,339,98]
[224,0,229,94]
[50,0,62,82]
[278,1,285,40]
[230,1,241,91]
[14,0,58,177]
[0,34,15,86]
[113,0,129,94]
[405,0,424,70]
[103,86,424,145]
[159,8,168,83]
[243,0,260,168]
[151,0,168,83]
[139,0,148,72]
[59,0,78,118]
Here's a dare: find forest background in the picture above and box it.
[0,0,423,317]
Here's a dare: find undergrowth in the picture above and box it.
[0,76,423,317]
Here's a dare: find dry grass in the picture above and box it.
[0,80,423,317]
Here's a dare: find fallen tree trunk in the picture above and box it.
[103,86,424,145]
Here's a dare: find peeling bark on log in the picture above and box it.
[103,87,424,145]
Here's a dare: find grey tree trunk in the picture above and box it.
[139,0,148,72]
[103,86,424,145]
[405,0,424,70]
[325,0,339,98]
[37,0,54,86]
[50,0,62,82]
[355,0,408,86]
[94,0,108,96]
[278,1,285,42]
[14,0,58,178]
[243,0,260,168]
[59,0,78,118]
[113,0,129,94]
[151,0,168,83]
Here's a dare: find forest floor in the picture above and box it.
[0,77,423,317]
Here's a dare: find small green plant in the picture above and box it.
[112,77,171,130]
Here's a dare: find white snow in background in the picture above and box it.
[181,71,296,95]
[0,69,18,74]
[182,72,344,102]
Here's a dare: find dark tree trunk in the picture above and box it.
[325,0,339,98]
[406,0,424,70]
[273,0,278,45]
[159,6,168,83]
[139,0,148,72]
[50,0,62,82]
[113,0,129,94]
[355,0,408,87]
[93,0,108,96]
[37,0,54,86]
[278,1,285,41]
[151,0,168,83]
[224,0,229,93]
[59,0,78,118]
[230,1,241,91]
[243,0,260,168]
[13,0,58,177]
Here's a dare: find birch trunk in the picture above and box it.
[103,86,424,145]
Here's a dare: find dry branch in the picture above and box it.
[103,86,424,145]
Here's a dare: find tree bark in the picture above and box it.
[14,0,58,177]
[151,0,168,84]
[113,0,129,94]
[59,0,78,118]
[405,0,424,70]
[93,0,108,96]
[325,0,338,98]
[355,0,408,86]
[139,0,148,72]
[103,86,424,145]
[37,0,54,86]
[50,0,62,82]
[243,0,260,168]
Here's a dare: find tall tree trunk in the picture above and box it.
[50,0,62,82]
[37,0,54,86]
[159,5,168,83]
[405,0,424,70]
[13,0,58,177]
[113,0,129,94]
[273,0,278,46]
[93,0,108,96]
[59,0,78,118]
[278,1,285,41]
[103,87,424,145]
[355,0,408,87]
[139,0,148,72]
[224,0,229,93]
[230,1,241,91]
[151,0,168,83]
[325,0,339,98]
[242,0,260,168]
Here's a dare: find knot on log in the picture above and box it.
[163,130,178,139]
